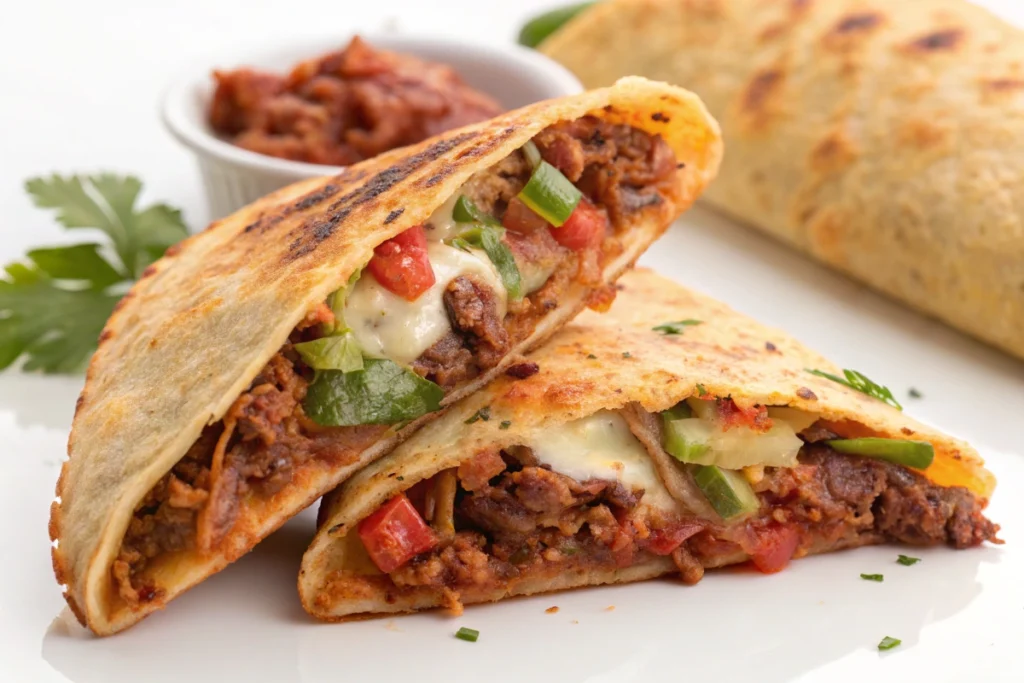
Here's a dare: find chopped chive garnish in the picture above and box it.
[499,420,512,430]
[908,388,923,399]
[878,636,901,651]
[465,407,491,424]
[653,319,702,335]
[455,627,479,642]
[806,368,902,410]
[897,555,921,566]
[860,573,884,582]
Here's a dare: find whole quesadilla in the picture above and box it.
[300,268,998,619]
[50,77,723,635]
[536,0,1024,360]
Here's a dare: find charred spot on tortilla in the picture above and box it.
[833,12,884,36]
[287,132,478,258]
[905,28,966,54]
[765,341,778,352]
[294,184,342,212]
[651,112,669,122]
[505,362,540,379]
[796,387,818,400]
[383,208,405,224]
[422,167,455,187]
[742,69,784,118]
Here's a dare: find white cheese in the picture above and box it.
[423,192,464,242]
[530,411,678,512]
[345,242,507,366]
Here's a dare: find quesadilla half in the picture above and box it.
[300,268,998,619]
[50,77,722,635]
[538,0,1024,360]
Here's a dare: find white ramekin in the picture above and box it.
[161,35,583,222]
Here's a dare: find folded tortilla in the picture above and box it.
[300,268,997,620]
[540,0,1024,360]
[50,77,722,635]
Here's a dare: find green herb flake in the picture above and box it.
[897,555,921,566]
[499,420,512,430]
[586,353,597,359]
[806,368,902,410]
[860,573,884,582]
[396,476,405,482]
[877,636,901,651]
[2,174,188,374]
[653,319,703,335]
[696,383,708,397]
[455,627,479,643]
[622,352,632,358]
[908,388,923,399]
[465,406,491,425]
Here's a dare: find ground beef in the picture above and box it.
[387,445,998,600]
[209,36,502,165]
[535,116,678,228]
[113,347,387,607]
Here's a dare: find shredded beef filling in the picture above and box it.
[114,119,678,606]
[387,445,998,597]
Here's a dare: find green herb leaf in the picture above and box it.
[897,555,921,566]
[860,573,884,582]
[3,174,188,374]
[465,406,491,424]
[294,334,364,372]
[806,368,902,410]
[451,221,522,301]
[453,195,501,227]
[877,636,901,651]
[26,244,123,289]
[653,319,703,335]
[499,420,512,430]
[586,353,597,359]
[622,352,632,358]
[908,387,923,399]
[455,627,480,642]
[696,383,708,397]
[0,264,122,374]
[303,359,444,426]
[25,174,187,279]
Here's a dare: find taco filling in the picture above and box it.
[112,117,681,607]
[345,402,998,610]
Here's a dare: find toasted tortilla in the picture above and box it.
[300,268,995,620]
[540,0,1024,360]
[50,77,723,635]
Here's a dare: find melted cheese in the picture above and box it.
[530,411,678,512]
[423,192,464,242]
[345,242,507,366]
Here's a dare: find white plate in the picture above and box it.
[1,206,1021,683]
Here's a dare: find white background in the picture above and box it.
[2,1,1023,682]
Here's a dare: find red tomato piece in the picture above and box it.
[357,493,437,573]
[749,524,800,574]
[647,521,706,556]
[367,225,435,301]
[549,198,608,251]
[503,196,550,233]
[717,398,773,433]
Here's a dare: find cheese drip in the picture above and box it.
[345,242,507,366]
[530,410,679,512]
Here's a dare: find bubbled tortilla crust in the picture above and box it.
[543,0,1024,360]
[300,268,994,620]
[50,77,723,635]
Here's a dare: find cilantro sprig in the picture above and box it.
[653,319,702,335]
[806,368,902,410]
[0,174,188,374]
